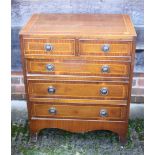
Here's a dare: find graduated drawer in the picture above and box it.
[79,40,132,56]
[26,59,130,77]
[31,103,127,120]
[24,39,75,55]
[28,80,128,100]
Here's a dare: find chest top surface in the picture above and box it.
[20,14,136,38]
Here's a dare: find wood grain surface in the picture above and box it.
[20,14,136,39]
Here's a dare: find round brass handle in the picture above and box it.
[48,86,56,94]
[44,44,53,52]
[46,64,54,71]
[101,65,109,73]
[100,87,108,95]
[48,107,57,114]
[100,109,108,117]
[101,44,110,52]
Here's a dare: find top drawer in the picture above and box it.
[24,39,75,55]
[79,40,132,56]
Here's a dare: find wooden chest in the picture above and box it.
[19,14,136,144]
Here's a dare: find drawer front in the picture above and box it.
[26,60,130,77]
[24,39,75,55]
[79,40,132,56]
[31,103,127,120]
[28,81,128,100]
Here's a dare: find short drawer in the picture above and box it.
[28,80,128,100]
[24,39,75,55]
[26,59,130,77]
[31,103,127,120]
[79,40,132,56]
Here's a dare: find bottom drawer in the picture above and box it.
[31,103,127,120]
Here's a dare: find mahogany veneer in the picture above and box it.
[19,14,136,144]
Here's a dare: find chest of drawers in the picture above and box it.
[19,14,136,144]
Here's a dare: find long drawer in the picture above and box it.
[28,80,128,100]
[26,59,130,77]
[31,103,127,120]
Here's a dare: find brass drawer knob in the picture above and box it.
[46,64,54,71]
[44,44,53,51]
[100,109,108,117]
[101,44,110,52]
[48,86,56,94]
[101,65,109,73]
[48,107,57,114]
[100,87,108,95]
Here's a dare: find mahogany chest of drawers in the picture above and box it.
[19,14,136,144]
